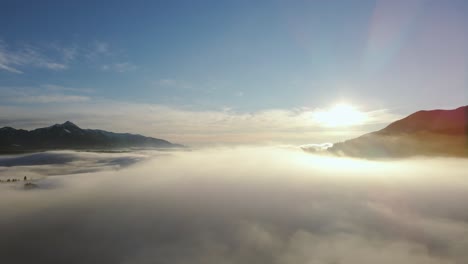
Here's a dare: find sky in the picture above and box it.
[0,0,467,145]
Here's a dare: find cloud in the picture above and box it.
[13,94,90,103]
[0,40,135,74]
[101,62,137,72]
[154,79,193,90]
[300,143,333,152]
[0,41,68,73]
[82,41,137,73]
[85,41,111,60]
[0,151,148,176]
[95,41,109,54]
[0,147,467,263]
[41,62,67,70]
[0,62,23,73]
[41,84,95,94]
[0,85,92,104]
[0,98,401,145]
[60,46,78,62]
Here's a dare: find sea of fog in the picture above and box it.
[0,147,467,264]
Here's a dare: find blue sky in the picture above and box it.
[0,0,467,144]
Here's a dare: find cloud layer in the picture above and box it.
[0,147,467,263]
[0,98,401,145]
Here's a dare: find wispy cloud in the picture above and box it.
[0,85,91,105]
[0,40,136,74]
[14,94,90,103]
[61,46,78,62]
[0,41,68,74]
[101,62,137,73]
[153,79,195,91]
[41,84,95,94]
[94,41,109,54]
[0,62,23,74]
[85,41,110,60]
[41,62,67,70]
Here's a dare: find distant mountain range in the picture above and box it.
[0,121,183,153]
[328,106,467,158]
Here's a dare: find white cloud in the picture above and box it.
[0,62,23,74]
[0,41,68,73]
[42,62,67,70]
[0,97,401,145]
[0,148,467,263]
[300,143,333,152]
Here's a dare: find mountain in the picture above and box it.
[328,106,467,158]
[0,121,183,153]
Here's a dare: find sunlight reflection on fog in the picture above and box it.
[0,147,467,264]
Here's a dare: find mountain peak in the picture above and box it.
[61,121,80,128]
[63,121,76,126]
[46,121,81,132]
[0,121,181,153]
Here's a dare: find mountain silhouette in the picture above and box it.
[0,121,183,153]
[328,106,467,158]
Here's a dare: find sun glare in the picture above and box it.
[313,103,367,127]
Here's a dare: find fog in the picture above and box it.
[0,147,467,264]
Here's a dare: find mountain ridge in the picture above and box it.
[327,106,467,158]
[0,121,183,153]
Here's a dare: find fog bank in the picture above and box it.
[0,147,467,264]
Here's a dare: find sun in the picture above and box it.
[313,103,367,127]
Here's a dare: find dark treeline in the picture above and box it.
[0,176,28,183]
